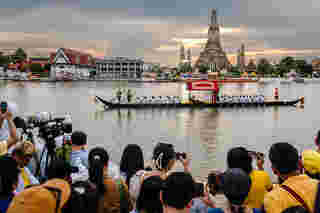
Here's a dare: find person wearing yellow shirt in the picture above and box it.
[263,143,319,213]
[301,149,320,180]
[11,141,39,193]
[227,147,273,209]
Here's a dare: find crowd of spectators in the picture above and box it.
[1,105,320,213]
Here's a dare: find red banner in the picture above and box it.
[186,80,219,91]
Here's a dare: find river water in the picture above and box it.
[0,80,319,181]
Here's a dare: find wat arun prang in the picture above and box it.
[195,9,231,71]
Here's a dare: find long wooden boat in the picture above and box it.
[95,96,302,110]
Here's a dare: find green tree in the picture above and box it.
[13,48,27,63]
[44,63,51,71]
[198,64,209,74]
[0,55,10,66]
[257,58,272,76]
[29,63,43,74]
[295,59,313,76]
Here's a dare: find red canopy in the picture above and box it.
[186,80,219,91]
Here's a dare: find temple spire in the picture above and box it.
[211,9,217,26]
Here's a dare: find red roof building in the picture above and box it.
[50,48,94,66]
[49,48,95,80]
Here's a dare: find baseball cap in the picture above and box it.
[221,168,252,205]
[302,150,320,175]
[7,179,71,213]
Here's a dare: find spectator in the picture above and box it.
[161,172,195,213]
[70,131,121,179]
[0,156,20,213]
[46,159,84,213]
[120,144,144,188]
[0,107,18,156]
[11,141,39,192]
[264,142,318,213]
[132,176,163,213]
[88,147,133,213]
[129,143,191,202]
[301,149,320,180]
[195,171,228,213]
[207,168,262,213]
[7,177,72,213]
[227,147,272,209]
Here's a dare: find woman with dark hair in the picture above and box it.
[0,155,20,213]
[129,143,191,204]
[227,147,272,209]
[132,176,163,213]
[120,144,144,188]
[88,147,133,213]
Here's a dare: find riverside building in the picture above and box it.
[95,57,144,79]
[50,48,95,80]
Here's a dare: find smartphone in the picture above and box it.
[0,101,7,114]
[193,182,205,198]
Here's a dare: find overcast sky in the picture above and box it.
[1,0,320,65]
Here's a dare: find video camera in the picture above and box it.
[14,112,72,144]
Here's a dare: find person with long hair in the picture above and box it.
[129,143,191,203]
[120,144,144,188]
[132,176,163,213]
[88,147,133,213]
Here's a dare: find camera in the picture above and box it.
[193,182,205,198]
[207,171,223,195]
[248,150,265,161]
[176,152,186,159]
[0,101,7,113]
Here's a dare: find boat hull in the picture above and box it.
[95,96,301,110]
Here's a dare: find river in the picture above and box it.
[0,80,319,181]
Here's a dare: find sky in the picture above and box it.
[1,0,320,66]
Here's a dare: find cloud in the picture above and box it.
[1,1,320,65]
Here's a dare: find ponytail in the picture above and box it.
[89,159,106,195]
[88,147,110,195]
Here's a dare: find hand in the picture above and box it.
[257,158,264,170]
[201,191,215,208]
[179,153,191,173]
[4,111,13,121]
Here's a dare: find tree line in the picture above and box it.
[0,48,50,76]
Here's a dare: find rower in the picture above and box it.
[116,88,122,103]
[127,89,133,103]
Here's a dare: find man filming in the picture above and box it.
[0,101,18,155]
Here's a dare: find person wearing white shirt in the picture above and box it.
[0,104,18,156]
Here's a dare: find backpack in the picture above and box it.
[71,181,99,213]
